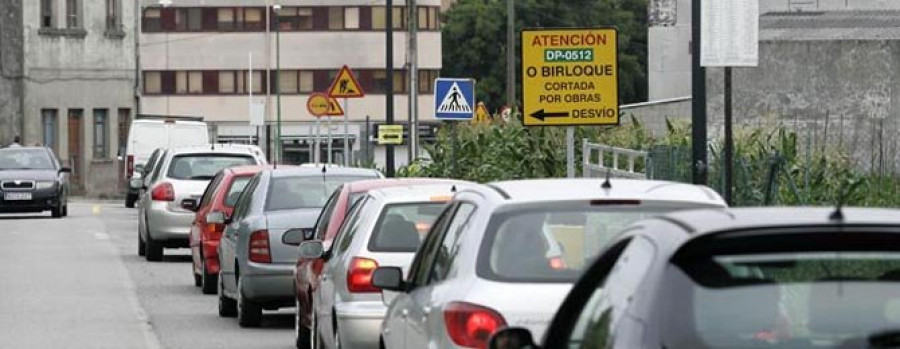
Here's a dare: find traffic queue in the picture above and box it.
[130,143,900,349]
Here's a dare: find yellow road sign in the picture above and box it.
[473,102,491,124]
[377,125,404,145]
[327,65,365,98]
[521,28,619,126]
[307,93,337,117]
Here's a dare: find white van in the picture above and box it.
[124,116,209,208]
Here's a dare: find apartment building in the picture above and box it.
[0,0,136,196]
[138,0,443,167]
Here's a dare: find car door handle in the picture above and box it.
[422,306,432,316]
[401,309,409,318]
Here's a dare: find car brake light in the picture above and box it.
[248,230,271,263]
[347,257,379,293]
[549,256,567,270]
[126,155,134,179]
[444,302,507,349]
[202,222,225,240]
[150,182,175,201]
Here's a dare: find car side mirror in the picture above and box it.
[488,328,539,349]
[134,164,145,173]
[282,228,312,246]
[298,240,325,259]
[181,198,199,212]
[206,211,226,225]
[372,267,406,292]
[59,167,72,173]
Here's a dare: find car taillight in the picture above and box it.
[150,182,175,201]
[444,302,506,349]
[202,222,225,240]
[126,155,134,179]
[248,230,271,263]
[347,257,379,293]
[549,256,567,270]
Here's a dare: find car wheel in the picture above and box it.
[138,233,146,256]
[218,271,237,318]
[193,272,202,287]
[201,260,218,295]
[62,203,68,217]
[295,299,311,349]
[237,277,262,328]
[51,203,63,218]
[333,323,342,349]
[145,236,164,262]
[125,194,136,208]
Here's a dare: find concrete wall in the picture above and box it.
[22,0,136,196]
[648,0,691,100]
[620,97,692,136]
[705,40,900,172]
[0,0,24,146]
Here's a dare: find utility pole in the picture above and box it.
[273,5,283,164]
[407,0,419,162]
[691,0,708,185]
[385,0,396,177]
[506,0,516,115]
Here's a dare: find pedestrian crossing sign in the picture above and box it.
[434,78,475,120]
[327,65,365,98]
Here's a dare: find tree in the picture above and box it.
[441,0,648,110]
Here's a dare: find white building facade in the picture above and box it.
[138,0,443,167]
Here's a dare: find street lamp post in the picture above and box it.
[273,5,283,164]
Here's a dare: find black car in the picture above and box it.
[490,207,900,349]
[0,147,71,217]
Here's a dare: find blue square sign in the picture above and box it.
[434,78,475,120]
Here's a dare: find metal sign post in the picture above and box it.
[327,116,333,164]
[343,98,349,166]
[566,126,575,178]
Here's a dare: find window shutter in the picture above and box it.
[359,7,371,30]
[202,8,217,31]
[203,71,218,94]
[312,7,328,30]
[161,8,176,31]
[161,71,176,94]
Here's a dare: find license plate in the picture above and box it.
[4,192,32,201]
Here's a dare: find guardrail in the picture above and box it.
[582,140,649,179]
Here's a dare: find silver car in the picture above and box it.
[217,166,382,328]
[373,178,728,349]
[296,183,466,349]
[138,144,267,261]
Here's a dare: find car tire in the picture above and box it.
[138,233,146,256]
[201,261,218,295]
[51,203,63,218]
[125,194,136,208]
[62,203,68,217]
[237,277,262,328]
[333,323,342,349]
[295,299,312,349]
[193,272,202,287]
[145,236,164,262]
[218,271,237,318]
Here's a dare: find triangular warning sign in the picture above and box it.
[437,83,472,114]
[325,97,344,116]
[327,65,365,98]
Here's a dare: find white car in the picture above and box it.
[298,183,467,349]
[124,116,209,208]
[138,144,267,261]
[373,178,727,349]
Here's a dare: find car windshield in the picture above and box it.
[224,176,252,207]
[368,202,448,253]
[661,236,900,348]
[266,175,373,211]
[167,154,255,180]
[478,202,709,283]
[0,149,55,170]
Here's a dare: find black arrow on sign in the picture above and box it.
[530,109,570,121]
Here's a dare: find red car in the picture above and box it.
[291,178,463,348]
[188,165,268,294]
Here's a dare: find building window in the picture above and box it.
[393,71,407,93]
[344,7,359,29]
[393,6,405,30]
[244,8,264,31]
[299,71,314,93]
[419,70,439,94]
[217,8,235,31]
[176,71,203,94]
[328,7,344,30]
[42,109,58,151]
[175,8,202,31]
[93,109,109,159]
[370,70,387,94]
[41,0,55,28]
[66,0,80,28]
[143,8,162,32]
[219,71,236,93]
[371,7,386,30]
[144,71,162,94]
[274,7,313,31]
[106,0,121,31]
[278,71,298,94]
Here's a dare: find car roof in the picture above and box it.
[656,207,900,237]
[225,165,271,176]
[345,178,465,193]
[367,183,469,203]
[169,144,262,155]
[478,178,726,206]
[267,166,381,178]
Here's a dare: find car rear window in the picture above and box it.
[478,202,711,283]
[167,154,255,180]
[266,175,373,211]
[368,202,448,253]
[0,149,55,170]
[661,232,900,348]
[224,176,252,207]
